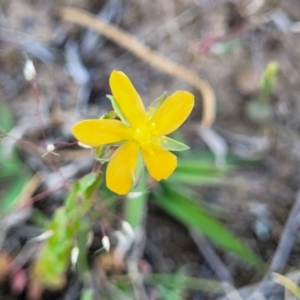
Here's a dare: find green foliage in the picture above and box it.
[0,103,30,215]
[133,151,144,188]
[260,61,279,97]
[161,137,190,152]
[148,91,167,117]
[106,95,130,125]
[122,145,263,271]
[80,288,94,300]
[0,70,267,298]
[30,208,49,227]
[32,173,102,288]
[156,269,191,300]
[246,98,272,123]
[153,183,263,269]
[169,158,228,185]
[146,272,222,294]
[0,175,29,214]
[211,40,240,55]
[124,173,148,229]
[112,271,222,298]
[246,60,279,123]
[33,207,73,288]
[0,103,13,132]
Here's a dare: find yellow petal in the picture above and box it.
[106,140,140,195]
[142,143,177,180]
[150,91,194,135]
[109,70,146,127]
[72,119,131,147]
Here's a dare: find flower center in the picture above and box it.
[132,121,159,146]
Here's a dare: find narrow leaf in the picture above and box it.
[0,175,29,214]
[106,95,130,125]
[80,288,94,300]
[133,151,144,188]
[79,173,102,199]
[153,184,264,269]
[168,159,228,185]
[161,137,190,152]
[0,103,13,132]
[146,273,222,293]
[148,92,167,117]
[176,159,230,175]
[169,172,223,185]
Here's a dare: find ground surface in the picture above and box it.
[1,0,300,299]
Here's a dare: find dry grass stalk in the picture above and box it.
[61,7,216,127]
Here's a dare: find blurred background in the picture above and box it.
[1,0,300,299]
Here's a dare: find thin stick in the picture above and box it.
[269,190,300,273]
[254,189,300,297]
[217,190,300,299]
[29,78,69,187]
[190,229,234,283]
[60,7,216,127]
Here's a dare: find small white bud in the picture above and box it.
[23,59,36,81]
[86,231,94,248]
[31,230,53,242]
[42,144,59,157]
[71,246,79,268]
[127,191,144,199]
[46,144,55,152]
[122,221,134,240]
[101,236,110,252]
[78,142,93,149]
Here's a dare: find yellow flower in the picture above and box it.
[72,71,194,195]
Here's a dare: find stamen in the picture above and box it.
[161,137,167,144]
[132,119,160,146]
[136,128,142,135]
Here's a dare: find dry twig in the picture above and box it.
[252,189,300,299]
[218,189,300,300]
[60,7,216,128]
[190,229,234,284]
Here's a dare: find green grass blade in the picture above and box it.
[161,137,190,152]
[0,103,13,132]
[146,273,222,294]
[153,184,264,269]
[169,172,224,185]
[0,174,29,214]
[176,159,230,174]
[167,159,229,185]
[106,95,130,125]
